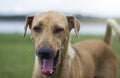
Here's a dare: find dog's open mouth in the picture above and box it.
[41,50,59,76]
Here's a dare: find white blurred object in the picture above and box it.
[0,0,120,17]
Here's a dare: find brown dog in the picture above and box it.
[24,11,119,78]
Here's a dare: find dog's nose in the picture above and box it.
[37,47,52,59]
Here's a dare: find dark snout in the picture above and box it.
[36,47,53,59]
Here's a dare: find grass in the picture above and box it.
[0,34,119,78]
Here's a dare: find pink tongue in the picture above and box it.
[42,58,54,75]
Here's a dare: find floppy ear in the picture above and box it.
[23,15,34,38]
[66,15,80,38]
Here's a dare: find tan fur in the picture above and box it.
[104,19,120,44]
[24,11,119,78]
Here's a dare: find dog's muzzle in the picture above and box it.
[36,47,59,76]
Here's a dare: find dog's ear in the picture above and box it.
[66,15,80,38]
[23,15,34,38]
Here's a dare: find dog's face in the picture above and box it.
[24,11,80,76]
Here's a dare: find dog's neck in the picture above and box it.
[52,43,75,78]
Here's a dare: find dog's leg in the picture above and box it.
[97,61,118,78]
[95,50,118,78]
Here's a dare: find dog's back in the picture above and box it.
[73,19,119,78]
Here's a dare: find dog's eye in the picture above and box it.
[54,28,64,34]
[33,26,41,32]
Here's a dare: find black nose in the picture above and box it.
[37,47,52,59]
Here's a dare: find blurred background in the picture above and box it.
[0,0,120,34]
[0,0,120,78]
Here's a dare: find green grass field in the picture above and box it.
[0,34,119,78]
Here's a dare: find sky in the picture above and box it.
[0,0,120,17]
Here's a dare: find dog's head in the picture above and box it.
[24,11,80,76]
